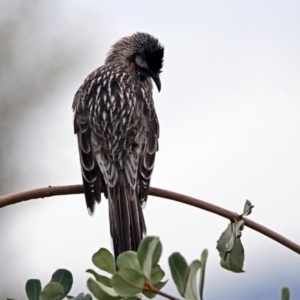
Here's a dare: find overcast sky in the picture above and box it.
[1,1,300,299]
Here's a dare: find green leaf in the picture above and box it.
[87,278,120,300]
[141,290,156,300]
[217,223,236,261]
[151,239,162,268]
[243,200,254,216]
[83,294,93,300]
[86,269,112,287]
[111,268,145,297]
[219,236,245,273]
[137,237,162,267]
[150,264,165,284]
[40,282,64,300]
[199,249,208,300]
[217,224,230,256]
[92,248,116,275]
[137,237,160,279]
[168,252,189,297]
[70,293,84,300]
[281,287,290,300]
[231,237,245,273]
[235,222,241,238]
[25,279,42,300]
[50,269,73,299]
[70,293,93,300]
[154,280,167,290]
[217,223,244,272]
[227,224,236,252]
[142,280,168,299]
[237,220,244,233]
[117,251,143,275]
[184,260,201,300]
[142,284,163,299]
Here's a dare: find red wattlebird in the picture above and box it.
[73,33,164,258]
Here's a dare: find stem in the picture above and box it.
[144,283,180,300]
[1,184,300,255]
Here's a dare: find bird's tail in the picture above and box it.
[108,170,146,258]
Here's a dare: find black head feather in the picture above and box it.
[131,32,164,73]
[105,32,164,91]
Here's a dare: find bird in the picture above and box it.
[72,32,164,258]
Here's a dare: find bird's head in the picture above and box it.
[105,32,164,91]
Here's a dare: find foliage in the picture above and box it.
[23,269,91,300]
[86,236,208,300]
[6,234,291,300]
[6,201,292,299]
[281,287,290,300]
[87,236,168,299]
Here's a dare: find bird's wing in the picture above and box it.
[72,76,105,215]
[138,108,160,207]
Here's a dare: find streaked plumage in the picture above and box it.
[73,33,164,257]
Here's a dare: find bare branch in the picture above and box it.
[1,185,300,255]
[0,185,83,208]
[150,187,300,255]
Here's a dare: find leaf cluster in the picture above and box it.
[20,269,91,300]
[168,249,208,300]
[6,232,292,300]
[87,236,167,299]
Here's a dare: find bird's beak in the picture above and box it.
[148,70,161,92]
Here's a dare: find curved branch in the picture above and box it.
[1,185,300,255]
[0,185,83,208]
